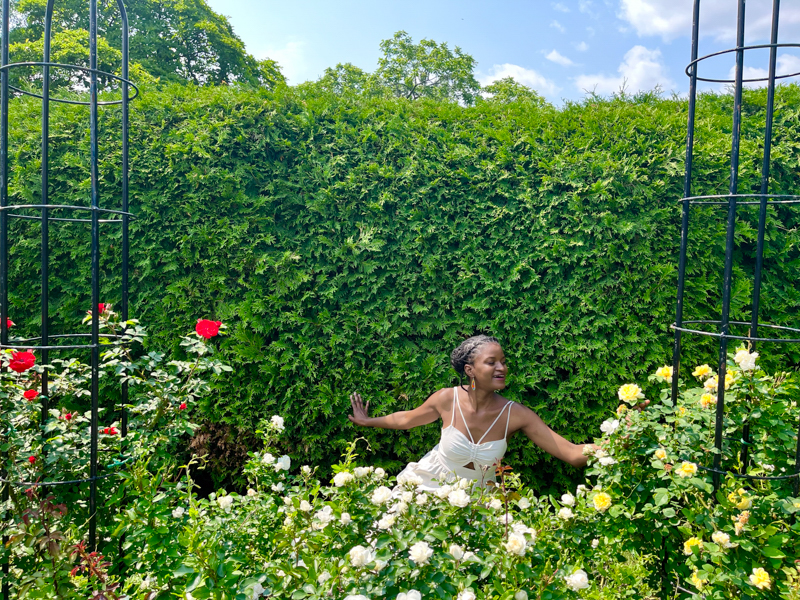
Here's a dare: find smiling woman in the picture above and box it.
[348,335,593,489]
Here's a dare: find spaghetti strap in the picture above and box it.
[503,401,514,438]
[454,388,476,444]
[477,401,514,445]
[450,387,457,427]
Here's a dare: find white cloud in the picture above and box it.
[259,40,307,84]
[579,0,598,16]
[725,53,800,88]
[553,2,570,11]
[550,20,566,33]
[575,45,677,95]
[546,50,577,67]
[575,41,590,52]
[479,64,560,97]
[618,0,800,43]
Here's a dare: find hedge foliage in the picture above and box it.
[5,83,800,492]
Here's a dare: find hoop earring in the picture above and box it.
[471,378,476,391]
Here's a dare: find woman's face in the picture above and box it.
[465,343,507,391]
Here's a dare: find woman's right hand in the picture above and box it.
[348,392,371,427]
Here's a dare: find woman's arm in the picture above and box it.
[517,404,589,468]
[348,389,445,430]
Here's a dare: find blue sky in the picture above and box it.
[206,0,800,104]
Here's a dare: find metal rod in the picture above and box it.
[118,0,129,437]
[713,0,747,492]
[88,0,100,551]
[671,0,702,406]
[1,0,9,591]
[40,0,55,439]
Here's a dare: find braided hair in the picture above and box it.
[450,335,501,377]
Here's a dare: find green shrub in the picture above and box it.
[5,83,800,491]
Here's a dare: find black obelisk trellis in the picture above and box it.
[0,0,136,596]
[670,0,800,503]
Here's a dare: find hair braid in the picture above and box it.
[450,335,501,377]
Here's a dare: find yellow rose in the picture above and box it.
[617,383,644,404]
[616,404,628,416]
[655,365,673,382]
[683,537,703,555]
[734,521,744,535]
[692,364,713,379]
[703,375,718,392]
[749,568,771,590]
[724,371,736,389]
[699,393,716,408]
[727,491,738,504]
[677,406,687,417]
[675,461,698,478]
[654,448,667,461]
[593,492,612,512]
[736,496,752,510]
[690,570,705,590]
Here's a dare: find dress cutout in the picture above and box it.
[395,387,514,490]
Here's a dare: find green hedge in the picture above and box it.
[6,83,800,492]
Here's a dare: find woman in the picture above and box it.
[349,334,596,489]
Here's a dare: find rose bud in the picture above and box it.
[179,402,187,410]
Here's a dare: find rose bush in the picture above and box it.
[2,329,799,598]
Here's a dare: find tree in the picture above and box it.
[376,31,480,105]
[481,77,549,106]
[315,62,384,97]
[9,0,284,88]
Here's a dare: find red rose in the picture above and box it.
[109,426,118,435]
[9,351,36,373]
[28,456,35,465]
[195,319,222,339]
[23,389,39,401]
[98,303,106,314]
[5,318,13,329]
[61,413,72,421]
[103,427,109,434]
[179,402,187,410]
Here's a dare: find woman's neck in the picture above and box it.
[464,387,495,411]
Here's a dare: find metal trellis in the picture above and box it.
[669,0,800,500]
[0,0,136,596]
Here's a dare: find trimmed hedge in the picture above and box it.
[6,83,800,492]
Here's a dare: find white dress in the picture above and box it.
[396,386,514,490]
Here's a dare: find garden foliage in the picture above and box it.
[4,83,800,490]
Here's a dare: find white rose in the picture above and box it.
[457,477,471,489]
[416,493,428,506]
[436,484,453,500]
[517,497,531,509]
[398,592,421,600]
[301,465,312,475]
[271,482,284,492]
[348,545,374,568]
[599,456,618,467]
[409,541,434,565]
[560,493,575,507]
[217,495,233,512]
[449,544,465,560]
[565,569,590,591]
[377,513,396,530]
[299,500,312,512]
[343,596,369,600]
[448,489,471,508]
[489,498,503,510]
[591,538,600,549]
[270,415,285,431]
[275,455,291,472]
[389,501,408,515]
[340,512,351,525]
[283,496,292,505]
[317,572,331,584]
[515,592,528,600]
[261,452,275,465]
[353,466,372,478]
[247,488,257,497]
[512,522,536,538]
[333,471,354,487]
[371,486,393,505]
[463,551,476,562]
[504,532,527,556]
[397,471,424,487]
[374,467,386,480]
[600,419,620,435]
[401,490,414,503]
[283,516,292,527]
[576,484,588,497]
[558,507,574,520]
[172,506,185,518]
[251,583,265,599]
[315,505,334,524]
[734,348,759,371]
[457,592,476,600]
